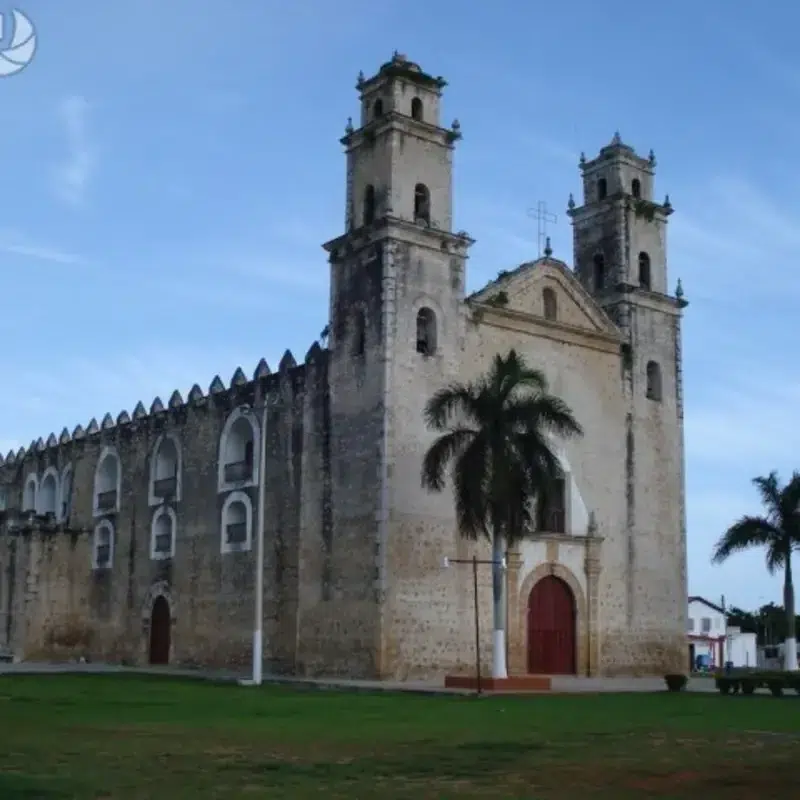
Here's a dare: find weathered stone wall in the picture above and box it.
[0,348,342,673]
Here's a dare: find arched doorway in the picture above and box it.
[149,595,171,665]
[527,575,576,674]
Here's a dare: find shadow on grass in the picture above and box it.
[217,740,543,787]
[0,774,75,799]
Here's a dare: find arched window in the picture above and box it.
[93,447,121,516]
[353,309,366,356]
[592,253,605,291]
[416,307,437,356]
[597,178,607,201]
[150,506,177,560]
[638,252,651,290]
[363,184,376,226]
[22,474,37,512]
[373,98,383,118]
[537,471,567,533]
[646,361,662,401]
[92,520,115,570]
[411,97,423,121]
[631,178,641,199]
[414,183,430,225]
[39,468,58,516]
[542,287,558,321]
[218,408,259,491]
[59,464,73,522]
[149,433,181,505]
[221,490,253,554]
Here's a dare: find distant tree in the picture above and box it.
[726,605,758,634]
[421,349,582,679]
[712,471,800,670]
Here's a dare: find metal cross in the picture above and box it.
[527,201,557,257]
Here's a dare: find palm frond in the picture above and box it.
[490,349,550,405]
[420,348,583,548]
[711,515,781,565]
[777,471,800,539]
[423,383,483,431]
[765,538,790,575]
[506,395,584,440]
[752,472,782,522]
[421,428,475,492]
[453,434,490,540]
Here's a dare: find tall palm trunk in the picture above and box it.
[491,533,508,679]
[784,553,797,671]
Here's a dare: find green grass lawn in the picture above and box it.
[0,675,798,799]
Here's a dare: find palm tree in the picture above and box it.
[421,349,583,679]
[711,471,800,671]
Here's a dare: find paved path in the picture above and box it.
[0,661,718,695]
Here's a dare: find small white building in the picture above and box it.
[724,626,757,668]
[687,596,757,670]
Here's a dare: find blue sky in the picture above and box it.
[1,0,798,612]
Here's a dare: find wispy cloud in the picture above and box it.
[516,133,580,167]
[52,95,95,208]
[685,370,800,468]
[225,258,327,292]
[0,229,84,266]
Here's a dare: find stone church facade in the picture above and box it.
[0,54,688,678]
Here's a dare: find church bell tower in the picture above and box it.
[567,134,689,670]
[319,54,473,679]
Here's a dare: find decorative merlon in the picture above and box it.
[279,349,296,371]
[0,349,329,468]
[253,358,271,379]
[188,384,203,404]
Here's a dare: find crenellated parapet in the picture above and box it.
[0,343,329,487]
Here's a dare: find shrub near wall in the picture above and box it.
[715,670,800,697]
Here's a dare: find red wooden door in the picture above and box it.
[527,576,576,674]
[149,596,171,665]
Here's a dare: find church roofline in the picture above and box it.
[468,253,622,340]
[467,252,570,302]
[0,344,329,473]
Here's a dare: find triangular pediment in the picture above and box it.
[470,257,620,338]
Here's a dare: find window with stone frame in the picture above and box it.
[646,361,663,401]
[93,521,114,569]
[415,307,437,356]
[414,183,430,225]
[536,474,567,534]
